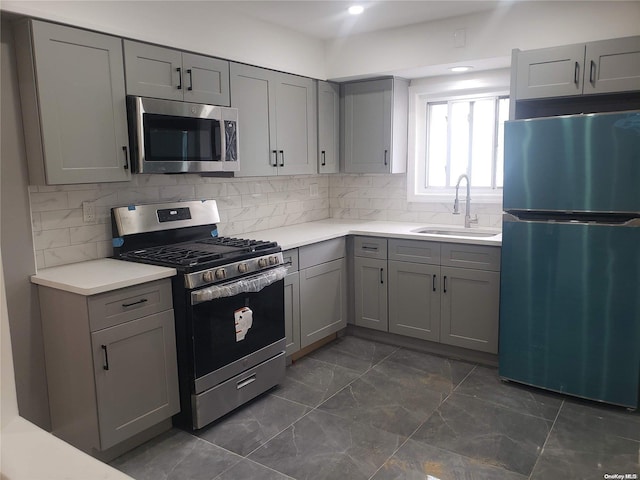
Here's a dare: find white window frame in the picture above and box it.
[407,69,510,203]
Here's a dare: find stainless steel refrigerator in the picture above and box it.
[499,110,640,409]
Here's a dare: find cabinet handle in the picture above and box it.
[176,67,182,90]
[279,150,285,167]
[272,150,278,167]
[101,345,109,371]
[574,61,580,85]
[361,245,378,252]
[380,268,384,284]
[443,275,447,293]
[589,60,596,85]
[187,69,193,91]
[122,146,129,170]
[432,274,437,292]
[321,150,326,166]
[384,149,388,166]
[122,298,148,308]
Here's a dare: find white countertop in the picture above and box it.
[31,258,176,296]
[242,219,502,250]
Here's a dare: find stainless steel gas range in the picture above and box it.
[111,200,286,429]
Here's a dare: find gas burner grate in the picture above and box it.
[121,245,223,267]
[196,237,277,251]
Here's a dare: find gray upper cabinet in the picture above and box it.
[14,20,131,185]
[124,40,230,106]
[341,77,408,174]
[514,36,640,100]
[230,62,317,177]
[317,81,339,174]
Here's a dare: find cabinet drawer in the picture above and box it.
[388,239,440,265]
[440,244,501,272]
[353,236,387,259]
[282,248,299,273]
[88,279,173,331]
[299,237,345,269]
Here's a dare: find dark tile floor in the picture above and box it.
[111,335,640,480]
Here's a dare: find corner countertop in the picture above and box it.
[240,219,502,250]
[30,258,177,296]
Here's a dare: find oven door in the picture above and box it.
[189,267,286,394]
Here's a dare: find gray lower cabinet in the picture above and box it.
[353,236,388,332]
[299,238,347,348]
[387,260,440,341]
[385,238,501,354]
[38,279,179,454]
[230,62,317,177]
[317,80,340,174]
[14,19,131,185]
[440,266,500,352]
[513,35,640,100]
[283,249,301,356]
[123,40,230,106]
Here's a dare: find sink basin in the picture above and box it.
[412,228,499,238]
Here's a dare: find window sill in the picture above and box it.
[408,191,503,205]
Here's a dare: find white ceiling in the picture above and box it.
[222,0,504,40]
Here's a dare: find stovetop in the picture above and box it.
[117,236,280,271]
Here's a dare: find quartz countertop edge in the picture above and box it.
[30,258,177,296]
[240,219,502,250]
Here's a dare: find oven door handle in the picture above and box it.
[191,266,287,305]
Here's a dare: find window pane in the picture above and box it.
[495,98,509,188]
[470,99,495,187]
[449,101,470,186]
[427,103,448,187]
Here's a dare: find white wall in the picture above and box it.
[325,1,640,80]
[0,0,327,79]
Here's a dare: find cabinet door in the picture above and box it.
[440,266,499,354]
[230,63,277,177]
[284,272,301,356]
[29,21,131,184]
[182,53,230,106]
[342,79,392,173]
[354,257,388,332]
[318,81,339,174]
[123,40,183,101]
[584,36,640,95]
[515,44,585,100]
[274,73,317,175]
[388,261,440,342]
[299,258,347,348]
[91,309,180,450]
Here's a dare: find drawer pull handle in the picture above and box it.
[362,245,378,251]
[122,298,148,308]
[101,345,109,371]
[237,374,256,390]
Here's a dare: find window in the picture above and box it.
[408,70,510,203]
[425,96,508,191]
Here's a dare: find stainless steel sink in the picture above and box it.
[412,228,499,238]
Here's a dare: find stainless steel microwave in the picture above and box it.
[126,96,239,174]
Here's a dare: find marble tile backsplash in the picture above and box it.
[29,172,503,269]
[30,174,329,269]
[329,174,504,227]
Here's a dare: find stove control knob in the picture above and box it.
[238,263,248,273]
[258,258,268,268]
[202,270,215,283]
[269,256,279,265]
[215,268,226,280]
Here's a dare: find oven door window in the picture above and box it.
[190,279,284,379]
[144,113,221,162]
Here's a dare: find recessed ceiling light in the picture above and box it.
[348,5,364,15]
[449,66,473,73]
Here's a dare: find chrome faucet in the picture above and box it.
[453,174,478,228]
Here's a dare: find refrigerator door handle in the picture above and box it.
[503,213,640,227]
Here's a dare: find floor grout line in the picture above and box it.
[527,398,565,479]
